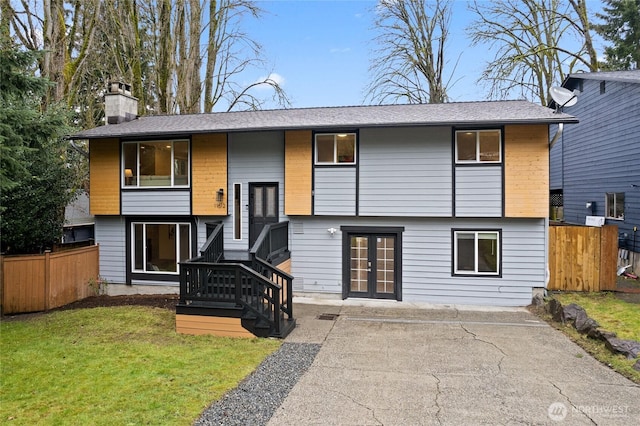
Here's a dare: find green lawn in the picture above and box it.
[1,307,280,425]
[553,292,640,341]
[549,292,640,383]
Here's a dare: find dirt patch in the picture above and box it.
[615,275,640,304]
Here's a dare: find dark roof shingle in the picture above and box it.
[71,100,577,139]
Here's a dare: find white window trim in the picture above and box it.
[131,222,191,274]
[233,183,243,241]
[605,192,624,220]
[453,230,501,276]
[314,133,357,165]
[455,129,502,164]
[122,140,190,188]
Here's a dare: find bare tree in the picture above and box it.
[468,0,599,105]
[6,0,288,123]
[202,0,288,112]
[366,0,453,104]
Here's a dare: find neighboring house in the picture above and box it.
[550,70,640,268]
[71,83,576,308]
[62,190,95,243]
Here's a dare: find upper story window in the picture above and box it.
[122,140,189,188]
[455,130,501,163]
[606,192,624,220]
[315,133,356,165]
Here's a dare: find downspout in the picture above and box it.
[549,122,564,149]
[546,122,564,294]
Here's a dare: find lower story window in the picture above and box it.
[133,222,191,273]
[453,230,500,276]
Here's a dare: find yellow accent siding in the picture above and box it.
[176,314,254,338]
[89,138,120,215]
[192,133,228,216]
[284,130,312,215]
[504,124,549,217]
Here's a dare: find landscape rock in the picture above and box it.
[547,299,563,322]
[634,360,640,372]
[561,303,585,325]
[574,309,599,334]
[531,294,544,307]
[587,327,617,341]
[603,337,640,360]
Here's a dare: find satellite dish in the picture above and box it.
[550,86,578,110]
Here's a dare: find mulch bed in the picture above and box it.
[2,294,179,321]
[59,294,179,311]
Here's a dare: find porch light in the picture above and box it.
[216,188,224,202]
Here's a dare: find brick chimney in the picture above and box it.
[104,81,138,125]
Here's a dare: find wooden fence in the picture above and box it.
[548,224,618,292]
[1,245,99,315]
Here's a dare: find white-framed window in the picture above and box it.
[132,222,191,274]
[315,133,356,165]
[453,230,501,275]
[233,183,242,240]
[122,140,189,187]
[455,130,501,163]
[605,192,624,220]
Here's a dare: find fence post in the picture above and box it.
[44,250,51,310]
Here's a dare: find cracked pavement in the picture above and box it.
[267,300,640,425]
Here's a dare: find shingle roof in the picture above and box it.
[567,70,640,84]
[70,100,577,139]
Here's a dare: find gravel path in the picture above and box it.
[194,342,321,426]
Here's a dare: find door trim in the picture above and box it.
[341,226,403,301]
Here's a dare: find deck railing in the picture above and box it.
[179,221,293,337]
[179,262,282,334]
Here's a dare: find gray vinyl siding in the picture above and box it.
[455,166,502,217]
[224,131,285,250]
[94,216,126,284]
[313,168,356,215]
[121,190,190,215]
[553,77,640,251]
[358,127,452,216]
[289,217,544,306]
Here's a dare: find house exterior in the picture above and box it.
[72,86,577,308]
[62,190,95,244]
[550,70,640,270]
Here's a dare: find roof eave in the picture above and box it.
[69,117,578,140]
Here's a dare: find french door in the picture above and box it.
[343,228,402,300]
[248,183,279,248]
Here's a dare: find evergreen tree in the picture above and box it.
[0,43,75,254]
[596,0,640,70]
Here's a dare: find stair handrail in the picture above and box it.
[249,221,289,263]
[200,222,224,263]
[249,221,293,320]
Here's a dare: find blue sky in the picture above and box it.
[241,0,605,109]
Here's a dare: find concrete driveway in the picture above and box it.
[268,299,640,425]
